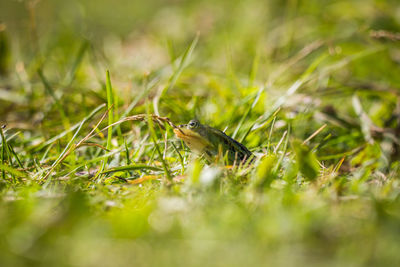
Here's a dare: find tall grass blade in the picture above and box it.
[101,164,163,174]
[64,41,88,87]
[232,86,263,139]
[96,70,114,181]
[154,34,199,114]
[34,104,106,151]
[42,104,106,184]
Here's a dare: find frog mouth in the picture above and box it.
[173,128,202,141]
[173,128,211,153]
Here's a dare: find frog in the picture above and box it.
[173,119,254,164]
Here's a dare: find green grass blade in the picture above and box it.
[0,126,13,180]
[64,41,88,87]
[124,138,131,165]
[274,124,290,173]
[248,52,260,88]
[42,119,85,183]
[96,70,114,181]
[0,126,5,180]
[171,142,185,174]
[0,163,25,178]
[266,116,277,154]
[34,104,106,151]
[42,104,106,183]
[114,76,159,137]
[101,164,163,174]
[8,143,23,168]
[154,34,199,114]
[232,86,263,139]
[105,70,114,151]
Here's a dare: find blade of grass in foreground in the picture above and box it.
[171,142,185,174]
[101,164,163,174]
[8,143,23,168]
[95,70,114,182]
[273,124,291,173]
[1,125,8,180]
[105,70,114,150]
[0,126,22,182]
[124,138,131,165]
[41,118,90,184]
[33,104,106,152]
[41,104,106,184]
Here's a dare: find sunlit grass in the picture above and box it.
[0,0,400,266]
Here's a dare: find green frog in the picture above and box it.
[173,119,253,164]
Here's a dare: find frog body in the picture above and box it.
[174,119,253,164]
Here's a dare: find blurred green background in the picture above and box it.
[1,0,400,266]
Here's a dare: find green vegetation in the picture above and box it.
[1,0,400,266]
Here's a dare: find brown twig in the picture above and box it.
[87,114,183,140]
[303,124,327,145]
[370,30,400,41]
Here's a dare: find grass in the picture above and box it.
[1,0,400,266]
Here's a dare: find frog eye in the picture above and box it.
[188,120,199,128]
